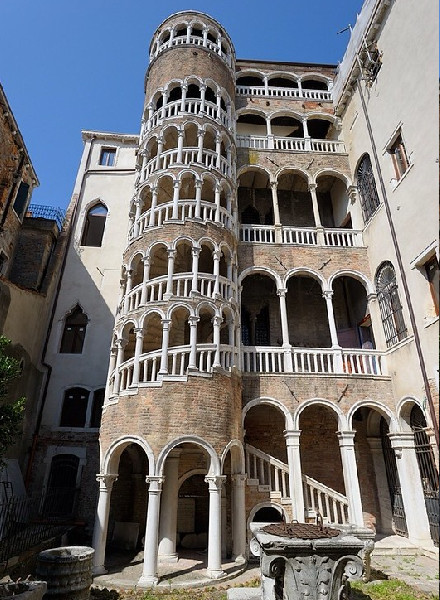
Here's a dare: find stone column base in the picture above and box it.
[137,575,158,588]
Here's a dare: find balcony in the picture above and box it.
[236,84,332,102]
[240,224,363,248]
[236,134,346,154]
[139,147,232,182]
[241,346,386,376]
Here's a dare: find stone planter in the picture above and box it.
[36,546,94,599]
[0,581,47,600]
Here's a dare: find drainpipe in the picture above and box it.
[24,136,95,488]
[353,60,439,448]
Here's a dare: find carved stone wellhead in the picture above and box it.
[251,523,374,600]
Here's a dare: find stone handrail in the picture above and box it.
[239,224,363,247]
[242,346,386,376]
[130,200,232,237]
[245,443,349,525]
[236,134,346,154]
[151,35,232,67]
[124,273,235,312]
[143,98,230,136]
[236,84,332,101]
[140,147,231,180]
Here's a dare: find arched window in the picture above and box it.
[81,203,108,246]
[60,305,88,353]
[375,262,407,347]
[60,387,89,427]
[44,454,79,517]
[357,154,380,222]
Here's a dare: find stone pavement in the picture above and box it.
[92,538,439,597]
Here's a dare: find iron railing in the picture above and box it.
[26,204,65,230]
[0,488,78,564]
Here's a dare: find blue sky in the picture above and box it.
[1,1,364,211]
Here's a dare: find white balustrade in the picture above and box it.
[245,443,349,525]
[236,135,345,154]
[241,346,385,376]
[241,347,285,373]
[143,99,229,136]
[236,85,332,101]
[115,344,237,391]
[151,35,231,67]
[140,148,231,180]
[239,225,362,247]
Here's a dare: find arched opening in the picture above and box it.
[60,305,88,354]
[267,75,298,90]
[270,115,304,138]
[277,172,314,227]
[236,113,267,137]
[253,506,284,523]
[301,78,329,91]
[149,243,168,280]
[108,444,149,553]
[238,170,272,226]
[44,454,80,518]
[315,174,351,229]
[236,74,264,87]
[286,275,330,348]
[307,118,335,140]
[241,274,279,346]
[81,203,108,247]
[332,276,374,349]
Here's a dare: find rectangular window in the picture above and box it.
[425,256,439,316]
[99,147,116,166]
[388,133,409,181]
[13,182,30,219]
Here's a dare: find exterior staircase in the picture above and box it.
[245,444,349,525]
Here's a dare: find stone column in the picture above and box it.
[284,430,304,522]
[308,183,323,229]
[212,315,222,368]
[92,474,118,574]
[263,76,269,95]
[149,186,159,226]
[214,183,221,222]
[389,432,434,546]
[197,129,204,164]
[176,130,184,164]
[112,338,126,394]
[200,84,207,113]
[188,316,199,370]
[164,249,176,299]
[180,84,188,112]
[303,118,311,150]
[160,91,169,120]
[159,319,171,375]
[190,246,201,294]
[231,474,247,563]
[213,250,221,297]
[337,431,364,526]
[138,477,164,588]
[133,199,142,238]
[367,293,387,352]
[123,269,133,313]
[171,180,180,220]
[205,475,226,579]
[215,132,222,170]
[194,180,203,219]
[132,328,144,386]
[277,288,293,372]
[140,257,151,305]
[156,136,164,171]
[158,451,181,562]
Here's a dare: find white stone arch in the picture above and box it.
[236,69,266,83]
[127,250,145,272]
[238,266,282,289]
[176,168,200,183]
[156,435,221,476]
[183,74,204,89]
[146,238,171,260]
[294,398,346,430]
[167,301,194,321]
[242,397,294,430]
[347,399,398,433]
[267,70,300,83]
[220,440,246,474]
[299,72,332,88]
[396,395,427,431]
[139,308,166,329]
[102,434,155,475]
[237,164,271,181]
[195,300,218,318]
[275,166,312,186]
[197,235,216,250]
[115,317,138,339]
[178,468,207,488]
[305,111,338,124]
[248,501,288,525]
[236,107,268,120]
[268,108,305,122]
[327,269,374,295]
[171,234,196,252]
[313,168,352,188]
[284,267,326,291]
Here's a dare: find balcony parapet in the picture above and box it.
[236,134,346,154]
[240,224,363,248]
[151,35,232,68]
[236,85,332,102]
[129,200,233,240]
[241,346,387,377]
[139,147,232,182]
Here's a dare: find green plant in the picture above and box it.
[0,336,25,466]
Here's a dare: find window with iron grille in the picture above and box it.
[357,154,381,223]
[375,262,407,347]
